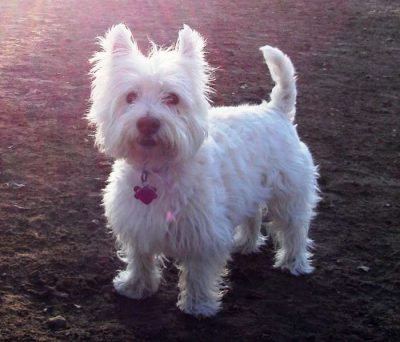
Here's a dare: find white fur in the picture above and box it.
[87,24,320,317]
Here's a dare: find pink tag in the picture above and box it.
[134,185,158,205]
[166,210,175,223]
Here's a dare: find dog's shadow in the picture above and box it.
[109,224,319,339]
[113,261,184,326]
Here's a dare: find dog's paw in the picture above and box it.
[233,234,266,255]
[177,297,220,317]
[273,250,314,275]
[274,261,315,276]
[113,270,160,299]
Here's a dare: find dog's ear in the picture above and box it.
[177,25,206,59]
[176,25,213,100]
[102,24,141,55]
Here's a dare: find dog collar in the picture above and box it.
[134,169,158,205]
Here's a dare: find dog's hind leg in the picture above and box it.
[233,205,266,254]
[268,193,315,275]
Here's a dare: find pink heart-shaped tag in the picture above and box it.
[134,185,158,205]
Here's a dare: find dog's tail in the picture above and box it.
[260,45,297,121]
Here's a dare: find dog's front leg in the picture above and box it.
[176,255,228,317]
[113,252,162,299]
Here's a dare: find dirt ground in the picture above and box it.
[0,0,399,340]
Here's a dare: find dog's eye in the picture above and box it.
[126,92,138,104]
[163,93,179,106]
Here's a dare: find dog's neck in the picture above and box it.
[127,150,199,178]
[127,157,193,187]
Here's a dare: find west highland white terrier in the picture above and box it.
[87,24,320,317]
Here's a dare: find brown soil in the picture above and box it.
[0,0,399,340]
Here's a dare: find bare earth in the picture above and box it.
[0,0,399,340]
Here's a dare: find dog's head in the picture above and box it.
[87,24,212,168]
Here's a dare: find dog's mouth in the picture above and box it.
[137,135,158,147]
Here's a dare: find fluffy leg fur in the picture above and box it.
[113,251,162,299]
[268,192,315,275]
[177,254,229,317]
[233,206,266,254]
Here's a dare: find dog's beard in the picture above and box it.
[129,135,177,168]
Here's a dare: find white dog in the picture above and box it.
[87,24,319,317]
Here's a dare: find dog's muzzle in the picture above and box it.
[136,116,160,147]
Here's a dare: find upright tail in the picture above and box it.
[260,45,297,121]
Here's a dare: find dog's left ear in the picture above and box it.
[177,25,206,59]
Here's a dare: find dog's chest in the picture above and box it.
[126,175,215,255]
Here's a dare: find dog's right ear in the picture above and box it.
[101,24,141,55]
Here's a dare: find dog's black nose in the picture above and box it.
[136,116,161,135]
